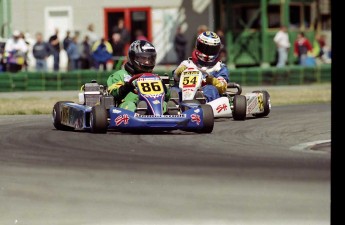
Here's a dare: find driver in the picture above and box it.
[107,40,173,113]
[172,31,229,102]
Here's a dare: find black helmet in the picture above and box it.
[128,40,156,73]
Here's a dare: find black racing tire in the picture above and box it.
[232,95,247,121]
[52,101,75,131]
[90,105,108,133]
[197,104,214,133]
[252,90,271,117]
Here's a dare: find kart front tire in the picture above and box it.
[252,90,271,117]
[232,95,247,121]
[197,104,214,133]
[52,101,75,131]
[90,105,108,133]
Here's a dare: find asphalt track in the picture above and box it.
[0,103,330,225]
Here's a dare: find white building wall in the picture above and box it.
[10,0,212,70]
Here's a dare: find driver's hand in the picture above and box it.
[174,65,187,77]
[123,82,135,92]
[205,74,214,84]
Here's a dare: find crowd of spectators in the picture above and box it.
[0,22,332,73]
[273,27,332,67]
[0,21,130,73]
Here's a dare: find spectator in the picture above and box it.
[63,30,73,51]
[32,32,51,72]
[0,41,5,72]
[135,29,148,41]
[4,30,28,72]
[85,24,99,46]
[216,29,228,64]
[315,34,331,64]
[294,32,313,66]
[197,25,208,36]
[66,35,80,71]
[273,26,290,67]
[112,18,130,45]
[110,32,125,70]
[48,28,61,71]
[174,26,187,64]
[79,35,92,70]
[91,38,113,71]
[19,32,31,71]
[63,30,73,70]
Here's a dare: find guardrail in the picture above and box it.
[0,64,331,92]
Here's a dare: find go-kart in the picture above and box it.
[170,67,271,120]
[52,73,214,133]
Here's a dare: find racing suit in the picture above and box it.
[172,57,229,102]
[107,62,171,112]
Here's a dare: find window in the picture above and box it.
[289,4,312,30]
[268,5,280,28]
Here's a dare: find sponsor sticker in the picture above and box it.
[115,114,129,126]
[191,114,201,125]
[216,103,228,113]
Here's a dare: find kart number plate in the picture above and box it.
[182,75,200,88]
[137,80,164,95]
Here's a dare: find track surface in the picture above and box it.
[0,104,330,225]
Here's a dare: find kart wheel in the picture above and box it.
[252,90,271,117]
[52,101,75,131]
[90,105,108,133]
[232,95,247,121]
[198,104,214,133]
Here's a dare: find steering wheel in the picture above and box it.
[128,73,145,84]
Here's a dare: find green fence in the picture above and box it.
[0,64,331,92]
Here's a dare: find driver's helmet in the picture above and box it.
[128,40,156,73]
[192,31,221,67]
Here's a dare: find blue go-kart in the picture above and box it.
[52,73,214,133]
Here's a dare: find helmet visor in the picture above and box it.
[196,41,221,56]
[135,52,156,67]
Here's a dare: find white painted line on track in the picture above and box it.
[289,139,331,153]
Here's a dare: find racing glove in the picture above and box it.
[117,82,135,99]
[205,75,227,94]
[173,64,188,81]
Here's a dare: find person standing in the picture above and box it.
[273,26,290,67]
[174,26,187,64]
[216,29,228,64]
[294,32,313,66]
[112,18,130,45]
[85,24,99,46]
[91,38,113,71]
[79,35,92,70]
[32,32,51,72]
[4,30,28,72]
[66,36,80,71]
[110,32,125,70]
[48,28,61,71]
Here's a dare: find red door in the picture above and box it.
[104,7,152,43]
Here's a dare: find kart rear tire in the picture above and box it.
[90,105,108,133]
[252,90,270,117]
[197,104,214,133]
[232,95,247,121]
[52,101,75,131]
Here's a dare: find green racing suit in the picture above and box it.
[107,69,171,112]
